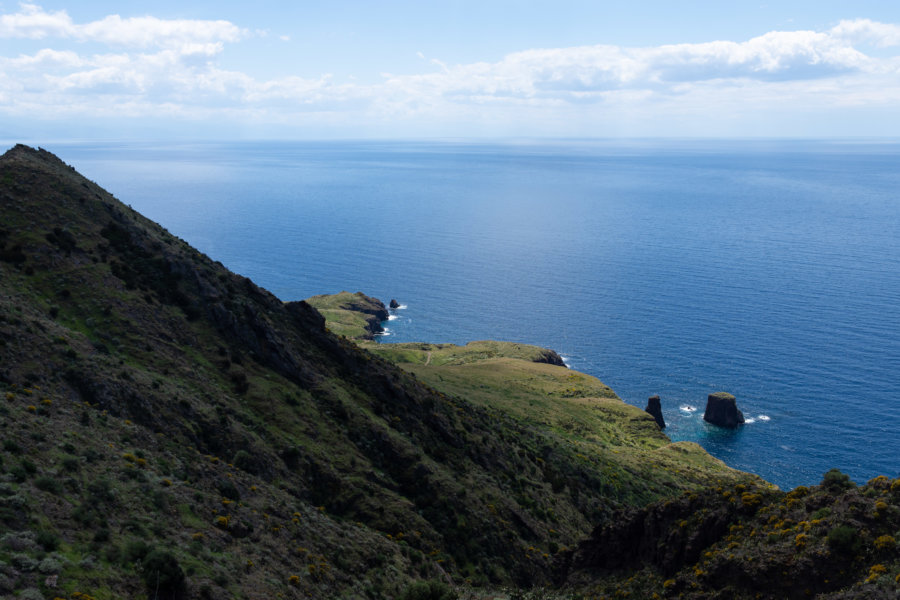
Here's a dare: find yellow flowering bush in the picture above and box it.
[866,564,887,583]
[873,535,895,551]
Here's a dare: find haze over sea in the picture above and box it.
[49,139,900,491]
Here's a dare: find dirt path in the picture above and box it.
[424,351,433,366]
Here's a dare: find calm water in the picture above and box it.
[39,139,900,490]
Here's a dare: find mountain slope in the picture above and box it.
[560,471,900,598]
[0,144,758,599]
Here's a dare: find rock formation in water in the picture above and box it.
[390,298,400,309]
[645,395,666,429]
[703,392,745,428]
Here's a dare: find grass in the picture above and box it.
[306,291,388,340]
[361,340,745,499]
[362,341,564,367]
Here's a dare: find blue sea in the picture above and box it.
[37,139,900,491]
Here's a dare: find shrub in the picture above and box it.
[866,564,887,583]
[86,479,114,503]
[786,486,810,499]
[868,475,890,488]
[9,465,28,482]
[141,549,186,600]
[397,580,458,600]
[36,530,60,551]
[122,539,150,565]
[827,525,861,554]
[821,469,855,492]
[35,475,63,495]
[740,492,762,508]
[216,479,240,501]
[73,502,105,527]
[93,528,110,543]
[103,544,121,564]
[38,556,63,574]
[810,507,831,520]
[18,588,44,600]
[231,450,258,474]
[873,535,896,551]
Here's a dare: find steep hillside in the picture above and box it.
[0,144,755,599]
[360,339,753,510]
[560,471,900,599]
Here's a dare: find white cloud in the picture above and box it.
[0,7,898,136]
[0,3,244,50]
[399,28,871,104]
[0,3,71,39]
[830,18,900,47]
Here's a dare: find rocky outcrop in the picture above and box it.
[703,392,744,428]
[389,298,400,309]
[645,395,665,429]
[341,291,389,322]
[534,348,566,367]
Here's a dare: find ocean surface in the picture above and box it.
[34,139,900,490]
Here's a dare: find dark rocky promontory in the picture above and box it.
[535,348,566,366]
[645,395,666,429]
[703,392,745,428]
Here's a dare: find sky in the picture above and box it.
[2,1,900,140]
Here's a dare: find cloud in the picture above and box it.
[399,28,871,103]
[830,18,900,47]
[0,6,898,136]
[0,3,244,50]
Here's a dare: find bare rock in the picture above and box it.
[703,392,744,428]
[645,395,666,429]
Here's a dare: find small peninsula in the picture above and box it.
[305,290,390,340]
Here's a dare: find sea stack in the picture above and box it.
[645,395,666,429]
[389,299,400,309]
[703,392,745,428]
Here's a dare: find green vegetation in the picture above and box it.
[563,471,900,598]
[361,340,566,366]
[356,337,752,509]
[305,290,388,339]
[398,580,459,600]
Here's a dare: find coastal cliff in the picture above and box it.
[1,145,896,599]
